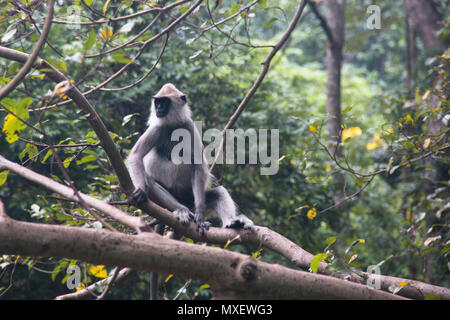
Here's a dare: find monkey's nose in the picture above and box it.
[156,105,168,118]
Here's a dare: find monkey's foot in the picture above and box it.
[195,221,211,236]
[226,215,254,230]
[129,188,148,206]
[174,208,192,225]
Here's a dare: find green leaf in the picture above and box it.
[19,143,38,162]
[264,17,277,29]
[0,170,9,186]
[199,284,210,291]
[84,29,96,51]
[342,106,353,115]
[310,253,329,273]
[112,53,134,64]
[41,150,53,164]
[76,155,97,165]
[229,3,239,15]
[63,156,73,168]
[326,236,336,247]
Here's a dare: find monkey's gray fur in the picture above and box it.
[127,83,253,234]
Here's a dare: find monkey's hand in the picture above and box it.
[194,210,211,236]
[129,188,148,206]
[173,207,193,226]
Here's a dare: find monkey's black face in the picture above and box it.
[154,97,171,118]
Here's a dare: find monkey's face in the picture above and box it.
[154,97,171,118]
[153,95,187,118]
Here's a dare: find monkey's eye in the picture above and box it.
[180,95,187,102]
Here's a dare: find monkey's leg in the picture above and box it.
[145,178,193,225]
[206,186,253,229]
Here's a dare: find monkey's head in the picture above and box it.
[151,84,189,123]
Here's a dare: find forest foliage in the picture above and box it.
[0,0,448,299]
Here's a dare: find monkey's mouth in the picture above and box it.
[155,106,169,118]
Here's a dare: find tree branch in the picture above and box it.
[0,155,145,232]
[307,0,333,43]
[0,209,406,300]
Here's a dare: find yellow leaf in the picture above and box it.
[307,208,317,220]
[224,235,240,249]
[424,236,441,246]
[405,209,411,221]
[348,254,358,264]
[341,127,362,142]
[423,138,431,149]
[100,28,114,40]
[251,248,263,260]
[393,281,409,294]
[324,162,331,172]
[405,114,414,125]
[309,125,318,134]
[422,89,431,101]
[366,141,379,150]
[89,265,108,278]
[63,156,73,168]
[366,134,382,151]
[3,113,26,144]
[76,283,86,292]
[103,0,111,13]
[165,274,173,282]
[53,80,73,100]
[0,170,9,186]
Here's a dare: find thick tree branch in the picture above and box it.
[0,0,54,100]
[0,211,405,300]
[0,155,145,232]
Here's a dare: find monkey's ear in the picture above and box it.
[180,95,187,102]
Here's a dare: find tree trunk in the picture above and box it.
[404,0,446,285]
[325,0,345,203]
[403,0,444,53]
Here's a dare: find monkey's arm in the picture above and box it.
[126,126,160,203]
[191,163,210,234]
[187,121,211,234]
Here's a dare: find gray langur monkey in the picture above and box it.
[126,83,253,234]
